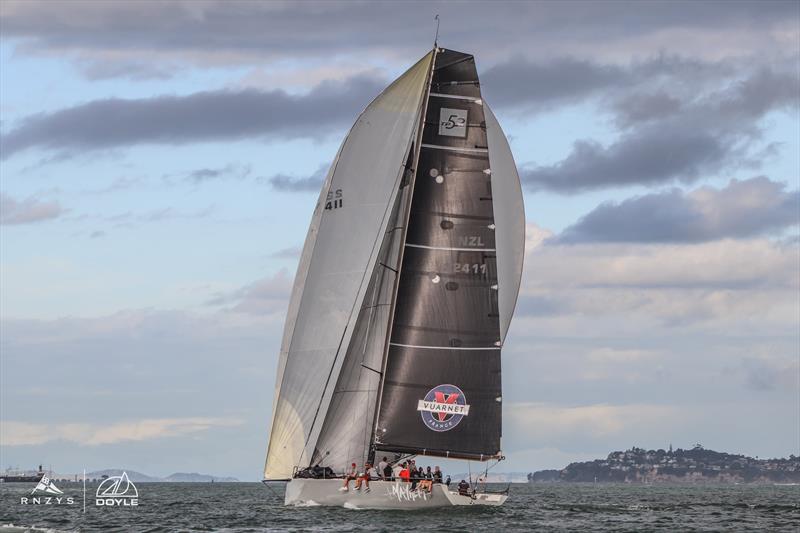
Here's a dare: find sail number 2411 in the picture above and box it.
[454,263,487,274]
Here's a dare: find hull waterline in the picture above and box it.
[283,478,507,508]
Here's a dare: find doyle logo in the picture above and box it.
[417,384,470,432]
[439,108,468,138]
[95,471,139,506]
[20,476,75,505]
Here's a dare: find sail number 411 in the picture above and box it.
[325,188,343,210]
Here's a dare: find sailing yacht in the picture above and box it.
[263,46,525,508]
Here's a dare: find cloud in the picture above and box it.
[505,402,683,451]
[522,132,727,192]
[0,417,244,446]
[93,205,214,228]
[531,233,798,292]
[520,64,799,193]
[482,54,732,112]
[0,193,64,224]
[558,177,800,243]
[270,246,301,259]
[266,165,327,192]
[206,269,292,315]
[2,1,796,78]
[482,58,625,110]
[514,224,800,335]
[185,163,252,183]
[0,75,384,159]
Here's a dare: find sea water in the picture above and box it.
[1,482,798,531]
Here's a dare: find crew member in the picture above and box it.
[339,463,358,492]
[398,462,411,483]
[354,462,372,491]
[378,457,389,480]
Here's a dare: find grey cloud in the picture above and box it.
[206,270,292,315]
[610,91,683,126]
[270,247,301,259]
[186,164,251,183]
[0,193,63,225]
[522,65,799,193]
[266,165,326,192]
[88,205,214,228]
[2,1,794,78]
[482,54,737,114]
[79,59,177,81]
[0,75,384,159]
[557,177,799,244]
[481,58,625,110]
[0,309,279,479]
[523,131,728,193]
[514,295,569,317]
[742,358,780,392]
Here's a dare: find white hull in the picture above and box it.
[284,478,507,509]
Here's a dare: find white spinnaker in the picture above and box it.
[485,103,525,341]
[264,52,433,480]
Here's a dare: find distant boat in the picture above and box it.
[0,464,46,483]
[263,45,524,509]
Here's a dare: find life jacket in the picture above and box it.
[399,468,410,481]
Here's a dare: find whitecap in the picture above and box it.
[342,502,362,510]
[291,499,320,507]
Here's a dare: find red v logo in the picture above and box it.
[434,391,459,422]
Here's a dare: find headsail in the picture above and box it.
[484,103,525,341]
[374,49,521,460]
[264,52,433,480]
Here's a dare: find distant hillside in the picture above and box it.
[528,446,800,484]
[87,469,161,482]
[85,469,238,482]
[164,472,238,482]
[450,471,529,483]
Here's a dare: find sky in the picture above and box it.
[0,1,798,481]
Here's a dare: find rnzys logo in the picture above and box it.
[20,476,75,505]
[96,471,139,507]
[439,108,468,138]
[417,384,470,432]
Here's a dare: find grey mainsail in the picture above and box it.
[375,49,505,460]
[265,47,523,478]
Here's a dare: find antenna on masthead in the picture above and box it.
[434,14,440,48]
